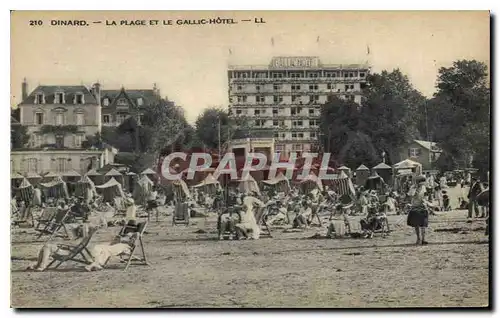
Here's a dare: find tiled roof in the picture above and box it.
[414,140,441,152]
[101,88,159,107]
[18,85,98,105]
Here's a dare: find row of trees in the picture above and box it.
[319,59,490,175]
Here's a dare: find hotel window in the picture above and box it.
[74,134,83,148]
[27,158,38,173]
[308,72,319,78]
[310,95,319,103]
[291,84,301,91]
[55,112,64,125]
[254,120,265,127]
[272,108,278,115]
[273,120,279,126]
[237,96,247,103]
[345,84,355,91]
[76,113,84,125]
[309,109,314,115]
[255,85,261,91]
[309,84,319,91]
[291,107,302,115]
[271,72,283,78]
[275,144,284,152]
[236,109,242,115]
[292,132,297,139]
[35,112,44,125]
[343,72,349,78]
[325,72,337,78]
[273,84,282,91]
[292,120,303,127]
[327,83,335,90]
[35,93,44,104]
[359,72,366,78]
[349,72,356,78]
[310,132,317,139]
[56,158,67,173]
[55,92,64,104]
[75,93,84,104]
[103,98,110,106]
[55,135,64,148]
[254,109,260,116]
[309,120,319,127]
[298,133,304,139]
[237,85,243,91]
[290,72,303,78]
[291,95,300,103]
[137,97,144,106]
[256,96,265,104]
[279,120,285,126]
[292,144,303,151]
[103,115,110,124]
[409,148,421,158]
[273,96,283,103]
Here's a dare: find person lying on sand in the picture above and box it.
[84,231,137,271]
[27,224,96,271]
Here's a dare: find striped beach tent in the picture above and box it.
[331,171,356,197]
[14,178,34,203]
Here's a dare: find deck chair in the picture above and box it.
[45,226,97,270]
[118,221,149,271]
[34,207,58,232]
[113,197,127,216]
[309,203,323,227]
[172,202,190,226]
[12,205,35,227]
[218,207,242,240]
[254,206,272,238]
[35,208,72,240]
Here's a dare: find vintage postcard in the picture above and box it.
[10,10,490,308]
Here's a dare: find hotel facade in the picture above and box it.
[228,56,369,154]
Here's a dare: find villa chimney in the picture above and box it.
[92,82,101,105]
[21,78,28,101]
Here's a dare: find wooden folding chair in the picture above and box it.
[12,205,35,227]
[34,207,57,231]
[122,221,149,271]
[254,206,272,238]
[113,197,127,216]
[172,202,190,226]
[45,227,97,270]
[35,208,72,240]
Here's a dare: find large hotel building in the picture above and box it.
[228,56,369,154]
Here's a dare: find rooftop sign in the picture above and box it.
[269,56,320,69]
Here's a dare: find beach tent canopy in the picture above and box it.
[238,173,261,195]
[356,164,370,171]
[394,159,422,175]
[43,171,60,178]
[85,168,101,176]
[141,168,157,175]
[17,178,32,189]
[39,176,69,199]
[62,170,81,177]
[25,172,42,179]
[95,177,125,202]
[105,168,123,177]
[11,172,24,179]
[133,175,154,205]
[331,170,356,197]
[373,162,391,170]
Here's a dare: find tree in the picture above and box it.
[11,124,29,149]
[195,107,254,152]
[360,69,425,164]
[319,96,361,158]
[338,131,379,169]
[430,60,490,174]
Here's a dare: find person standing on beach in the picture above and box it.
[407,176,430,245]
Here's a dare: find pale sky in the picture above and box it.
[11,11,490,123]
